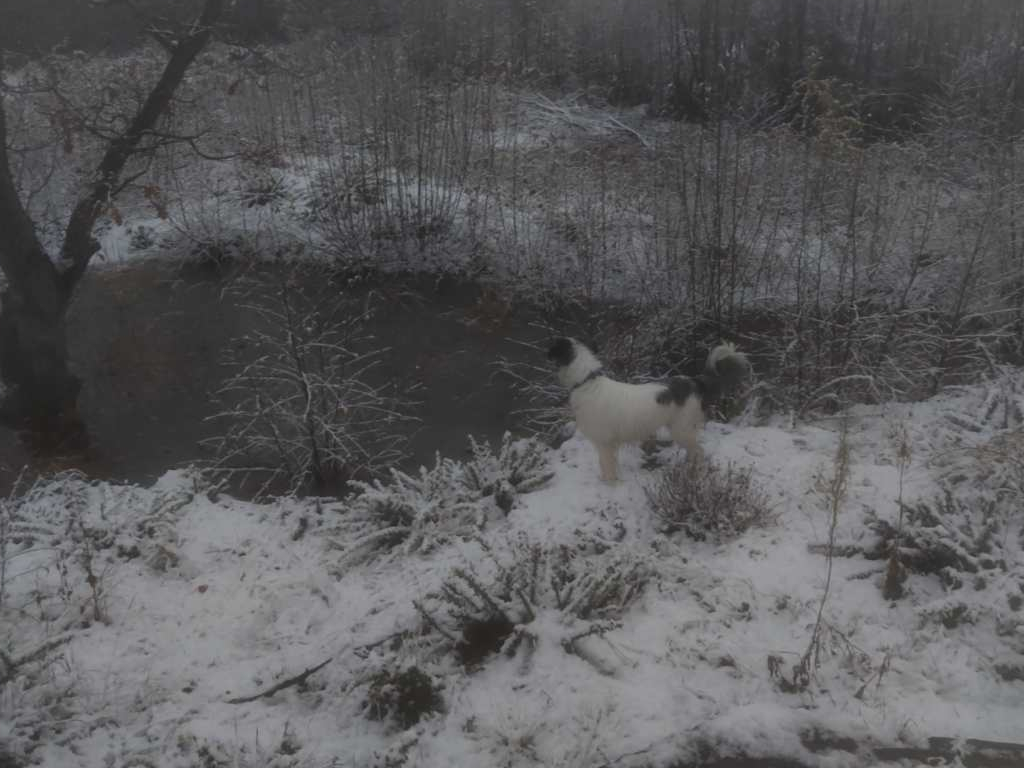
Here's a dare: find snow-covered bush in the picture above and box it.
[939,371,1024,507]
[461,432,554,513]
[866,490,1019,593]
[1,471,200,617]
[331,456,485,568]
[415,536,649,673]
[954,426,1024,509]
[332,436,554,568]
[913,597,1024,683]
[646,458,773,543]
[1,472,202,762]
[975,365,1024,431]
[128,224,157,250]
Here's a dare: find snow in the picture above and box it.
[3,379,1023,767]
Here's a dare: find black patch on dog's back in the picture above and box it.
[693,373,718,402]
[655,376,696,405]
[547,337,576,367]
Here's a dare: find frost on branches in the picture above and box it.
[414,534,649,675]
[645,457,773,543]
[462,432,555,514]
[866,490,1021,593]
[331,455,483,568]
[331,434,554,569]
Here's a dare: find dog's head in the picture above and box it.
[546,337,577,369]
[547,336,603,390]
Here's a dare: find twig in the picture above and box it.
[226,656,333,704]
[413,600,460,645]
[523,93,652,149]
[793,416,851,689]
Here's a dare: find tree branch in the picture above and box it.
[0,53,62,312]
[57,0,225,298]
[225,657,333,704]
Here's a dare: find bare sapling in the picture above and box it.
[206,270,413,496]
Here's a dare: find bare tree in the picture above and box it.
[205,269,414,497]
[0,0,224,443]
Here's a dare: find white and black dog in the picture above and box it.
[547,337,751,482]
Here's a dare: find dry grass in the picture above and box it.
[646,458,774,543]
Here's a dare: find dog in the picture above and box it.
[547,337,751,482]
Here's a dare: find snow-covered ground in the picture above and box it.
[2,374,1023,767]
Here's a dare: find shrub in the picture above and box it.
[333,435,554,567]
[363,666,444,729]
[866,490,1016,593]
[646,459,773,543]
[938,370,1024,502]
[128,225,156,250]
[239,173,290,209]
[332,456,484,568]
[461,432,555,514]
[206,270,412,496]
[1,471,201,617]
[919,601,977,630]
[956,426,1024,509]
[415,536,649,674]
[0,471,203,762]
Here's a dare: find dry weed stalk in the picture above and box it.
[883,421,913,600]
[792,415,851,689]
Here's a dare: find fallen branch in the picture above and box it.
[523,93,652,149]
[226,657,333,704]
[600,734,1024,768]
[873,736,1024,766]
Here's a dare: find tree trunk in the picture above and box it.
[0,0,223,449]
[0,54,83,445]
[0,285,84,447]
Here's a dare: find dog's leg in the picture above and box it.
[671,404,705,464]
[681,433,704,464]
[596,443,620,483]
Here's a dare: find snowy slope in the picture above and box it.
[2,378,1023,768]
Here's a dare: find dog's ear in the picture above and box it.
[546,337,576,367]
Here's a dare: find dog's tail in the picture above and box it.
[697,342,751,404]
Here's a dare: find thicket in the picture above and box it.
[9,0,1024,416]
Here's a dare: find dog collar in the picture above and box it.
[571,368,604,392]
